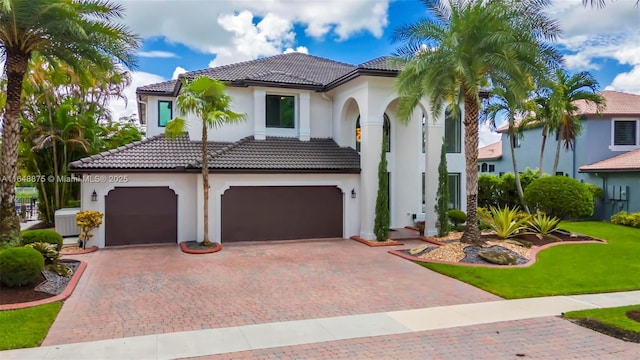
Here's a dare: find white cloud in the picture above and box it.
[137,50,178,58]
[171,66,187,80]
[607,65,640,95]
[284,46,309,54]
[117,0,389,68]
[108,71,166,123]
[478,122,501,148]
[547,1,640,91]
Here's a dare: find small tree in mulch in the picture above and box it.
[76,211,103,249]
[374,135,390,241]
[435,137,451,237]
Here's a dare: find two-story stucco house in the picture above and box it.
[478,90,640,219]
[69,53,466,248]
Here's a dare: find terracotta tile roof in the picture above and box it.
[494,91,640,133]
[69,135,360,173]
[575,90,640,115]
[579,148,640,172]
[478,141,502,160]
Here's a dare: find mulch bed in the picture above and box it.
[515,229,601,246]
[568,317,640,343]
[628,309,640,323]
[180,241,222,254]
[350,236,404,247]
[0,260,80,305]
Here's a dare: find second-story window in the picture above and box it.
[613,120,637,146]
[158,100,172,127]
[266,95,295,128]
[445,110,461,153]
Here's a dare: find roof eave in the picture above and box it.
[324,68,398,91]
[579,168,640,173]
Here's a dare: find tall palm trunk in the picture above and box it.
[460,93,482,245]
[538,126,547,178]
[508,125,529,213]
[201,121,211,246]
[552,126,564,175]
[46,99,61,210]
[0,50,30,243]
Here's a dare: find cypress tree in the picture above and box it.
[435,137,451,237]
[374,134,390,241]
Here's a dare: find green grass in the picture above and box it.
[0,302,62,350]
[421,221,640,299]
[564,305,640,333]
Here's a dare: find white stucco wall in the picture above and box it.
[79,173,198,248]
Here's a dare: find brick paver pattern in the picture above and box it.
[44,239,499,345]
[186,317,640,360]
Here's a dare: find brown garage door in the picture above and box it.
[222,186,343,242]
[105,187,177,246]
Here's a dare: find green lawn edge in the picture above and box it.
[0,301,62,350]
[564,305,640,333]
[419,221,640,299]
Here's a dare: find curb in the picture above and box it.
[61,246,98,255]
[179,242,223,254]
[349,236,404,247]
[0,260,87,311]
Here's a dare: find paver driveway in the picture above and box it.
[44,238,499,345]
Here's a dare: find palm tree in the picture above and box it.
[165,76,246,246]
[393,0,561,244]
[0,0,139,242]
[542,70,605,175]
[484,84,532,213]
[583,0,639,7]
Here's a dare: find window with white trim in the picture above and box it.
[266,95,295,128]
[613,120,637,146]
[158,100,172,127]
[448,173,461,210]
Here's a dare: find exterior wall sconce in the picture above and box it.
[91,190,98,202]
[351,188,356,199]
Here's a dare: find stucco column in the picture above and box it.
[299,92,311,141]
[424,111,445,236]
[392,109,423,227]
[359,114,383,240]
[196,175,204,242]
[254,89,266,140]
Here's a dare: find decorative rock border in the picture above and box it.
[349,236,404,247]
[61,245,98,255]
[0,260,87,311]
[389,239,607,268]
[179,242,223,254]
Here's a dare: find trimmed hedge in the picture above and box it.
[21,230,63,251]
[524,176,594,219]
[448,209,467,226]
[611,211,640,228]
[0,247,45,287]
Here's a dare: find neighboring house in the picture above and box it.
[477,141,502,174]
[478,90,640,219]
[69,53,466,247]
[579,148,640,219]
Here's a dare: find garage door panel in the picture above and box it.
[222,186,343,242]
[105,187,177,246]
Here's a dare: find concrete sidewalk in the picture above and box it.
[2,290,639,360]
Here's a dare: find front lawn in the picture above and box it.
[0,302,61,350]
[564,305,640,333]
[421,221,640,299]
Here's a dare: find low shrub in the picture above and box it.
[21,230,63,251]
[527,212,561,239]
[611,211,640,228]
[477,207,492,230]
[447,209,467,226]
[24,242,59,264]
[0,247,45,287]
[487,206,530,239]
[524,176,594,219]
[76,211,104,249]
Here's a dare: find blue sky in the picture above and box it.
[112,0,640,145]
